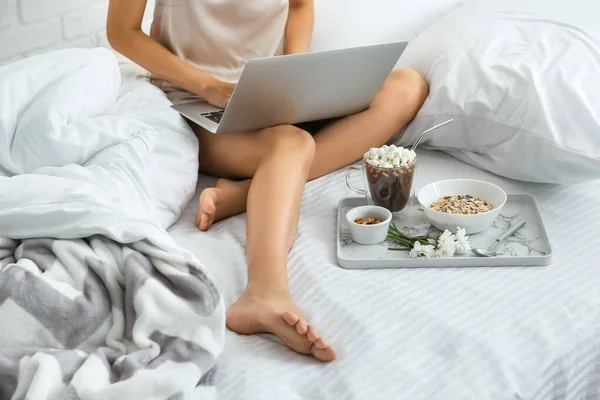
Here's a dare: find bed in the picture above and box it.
[169,150,600,399]
[2,0,600,398]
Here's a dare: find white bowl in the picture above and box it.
[346,206,392,245]
[417,179,507,234]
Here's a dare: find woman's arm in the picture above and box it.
[106,0,234,107]
[284,0,314,55]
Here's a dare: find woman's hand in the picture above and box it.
[200,78,236,109]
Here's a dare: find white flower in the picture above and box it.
[454,227,471,255]
[409,241,436,258]
[436,230,457,258]
[435,246,456,258]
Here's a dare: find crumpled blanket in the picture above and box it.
[0,48,225,400]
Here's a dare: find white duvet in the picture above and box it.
[0,48,198,239]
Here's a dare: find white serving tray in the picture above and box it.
[337,195,552,269]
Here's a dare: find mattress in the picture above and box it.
[168,150,600,400]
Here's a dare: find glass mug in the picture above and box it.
[346,158,416,213]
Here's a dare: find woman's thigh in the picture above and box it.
[192,122,314,179]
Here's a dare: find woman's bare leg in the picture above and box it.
[195,124,336,361]
[196,68,429,228]
[189,69,427,361]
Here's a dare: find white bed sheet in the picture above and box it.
[168,150,600,400]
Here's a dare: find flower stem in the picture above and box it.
[387,223,437,249]
[387,236,413,248]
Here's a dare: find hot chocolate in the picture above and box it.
[364,159,415,212]
[346,144,417,213]
[361,144,417,212]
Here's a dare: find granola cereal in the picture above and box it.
[430,195,493,215]
[354,216,383,225]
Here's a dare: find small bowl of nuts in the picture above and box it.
[346,205,392,245]
[417,179,507,234]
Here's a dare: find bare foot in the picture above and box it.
[195,179,251,231]
[226,291,337,362]
[196,188,218,231]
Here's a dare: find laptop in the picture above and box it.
[171,41,408,134]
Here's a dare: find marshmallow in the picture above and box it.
[363,144,417,167]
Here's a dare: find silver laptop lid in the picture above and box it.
[217,41,408,133]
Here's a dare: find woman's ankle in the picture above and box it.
[242,281,290,300]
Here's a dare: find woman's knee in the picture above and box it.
[388,68,430,108]
[261,125,316,160]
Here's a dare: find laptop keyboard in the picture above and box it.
[201,111,225,124]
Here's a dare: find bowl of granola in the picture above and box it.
[346,205,392,245]
[417,179,507,234]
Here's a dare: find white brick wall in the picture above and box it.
[0,0,155,65]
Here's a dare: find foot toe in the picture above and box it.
[199,213,214,231]
[311,344,337,362]
[313,337,328,350]
[197,189,218,231]
[295,319,308,335]
[194,210,202,228]
[306,325,320,343]
[282,311,300,326]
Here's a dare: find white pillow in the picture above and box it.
[395,0,600,184]
[310,0,471,51]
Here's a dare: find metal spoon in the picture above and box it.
[471,219,527,257]
[410,119,454,152]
